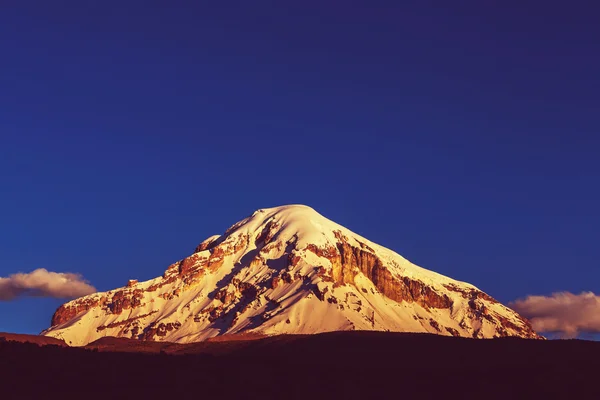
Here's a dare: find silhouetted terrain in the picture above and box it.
[2,331,600,399]
[0,332,66,346]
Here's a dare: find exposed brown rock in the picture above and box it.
[443,284,500,304]
[51,296,106,326]
[96,311,158,332]
[195,236,221,253]
[214,287,236,305]
[442,283,540,338]
[181,268,206,287]
[494,313,539,339]
[178,253,206,275]
[261,241,284,255]
[444,327,461,337]
[207,247,225,271]
[239,282,259,299]
[307,237,453,310]
[255,220,280,246]
[203,234,249,273]
[130,326,139,338]
[106,289,144,315]
[281,271,294,283]
[306,243,338,260]
[140,321,182,341]
[208,307,224,322]
[271,276,281,289]
[289,254,302,267]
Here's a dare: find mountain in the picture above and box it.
[43,205,539,345]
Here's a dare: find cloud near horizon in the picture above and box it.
[0,268,96,301]
[510,291,600,337]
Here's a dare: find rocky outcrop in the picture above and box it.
[51,296,106,326]
[443,283,499,305]
[255,220,280,247]
[107,289,144,315]
[194,235,221,253]
[96,311,158,332]
[445,327,460,337]
[140,321,182,341]
[307,231,452,310]
[52,287,145,327]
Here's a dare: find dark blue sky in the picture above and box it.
[1,1,598,334]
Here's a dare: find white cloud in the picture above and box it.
[0,268,96,301]
[510,291,600,337]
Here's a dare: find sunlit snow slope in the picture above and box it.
[44,205,540,345]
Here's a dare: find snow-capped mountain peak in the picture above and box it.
[44,205,540,345]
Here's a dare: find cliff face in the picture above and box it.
[44,205,540,346]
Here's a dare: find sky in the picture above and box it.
[0,1,598,335]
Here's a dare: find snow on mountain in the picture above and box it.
[43,205,540,345]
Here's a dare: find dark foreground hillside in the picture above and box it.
[2,331,600,399]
